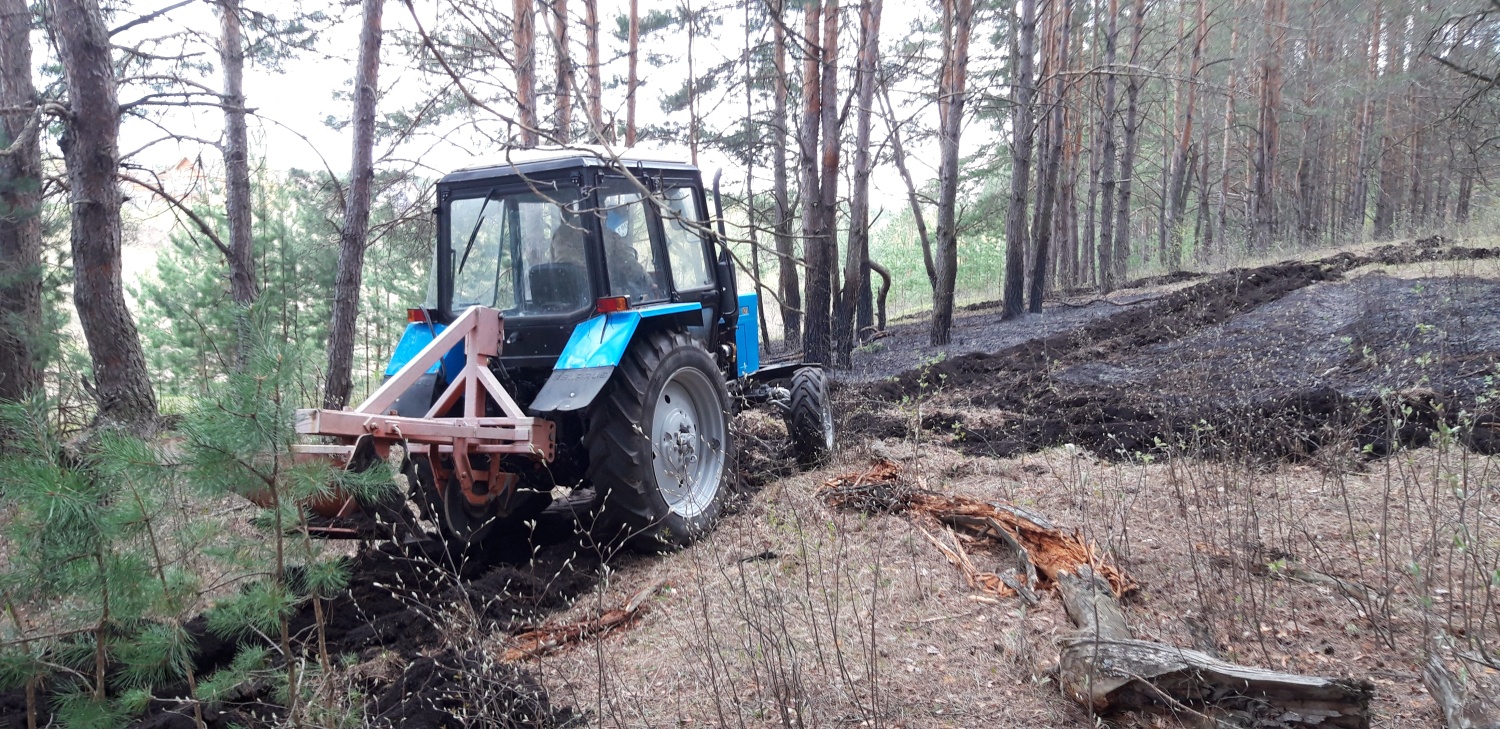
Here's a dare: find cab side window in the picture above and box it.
[659,186,715,291]
[598,184,668,304]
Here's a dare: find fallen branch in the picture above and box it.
[501,578,666,662]
[1423,637,1500,729]
[1057,567,1374,729]
[821,460,1134,597]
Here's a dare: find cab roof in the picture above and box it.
[439,146,700,187]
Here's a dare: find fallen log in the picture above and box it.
[502,578,666,662]
[1422,639,1500,729]
[1057,567,1374,729]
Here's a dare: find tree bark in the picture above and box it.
[51,0,159,428]
[744,0,771,348]
[932,0,973,343]
[1057,567,1375,728]
[0,0,43,403]
[1111,0,1146,288]
[552,0,571,141]
[1028,0,1070,313]
[685,0,698,165]
[836,0,881,363]
[1423,643,1500,729]
[584,0,603,140]
[1096,0,1120,293]
[514,0,538,147]
[1163,0,1205,267]
[1250,0,1285,251]
[1002,0,1038,319]
[322,0,383,410]
[626,0,639,146]
[1214,15,1240,255]
[770,0,800,345]
[803,0,840,365]
[1371,7,1405,242]
[220,0,256,309]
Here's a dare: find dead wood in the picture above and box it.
[821,460,1134,597]
[502,578,666,662]
[1057,566,1374,729]
[1423,639,1500,729]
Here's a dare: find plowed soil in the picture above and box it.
[843,242,1500,461]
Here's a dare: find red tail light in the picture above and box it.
[407,308,428,323]
[595,296,631,314]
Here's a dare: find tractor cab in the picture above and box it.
[390,150,750,417]
[434,152,738,366]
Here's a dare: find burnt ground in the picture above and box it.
[1,415,796,729]
[2,517,605,729]
[841,241,1500,461]
[6,239,1498,729]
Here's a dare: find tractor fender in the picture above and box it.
[530,302,703,412]
[383,322,468,417]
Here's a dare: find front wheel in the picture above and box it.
[584,329,733,551]
[785,366,835,469]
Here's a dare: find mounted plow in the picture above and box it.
[278,306,555,538]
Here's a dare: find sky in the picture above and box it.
[77,0,995,227]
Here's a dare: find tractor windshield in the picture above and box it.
[448,184,590,316]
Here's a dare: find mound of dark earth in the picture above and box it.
[4,412,796,729]
[845,242,1500,460]
[2,531,601,729]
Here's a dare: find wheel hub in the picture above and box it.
[660,420,700,474]
[651,368,726,519]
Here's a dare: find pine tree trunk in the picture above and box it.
[686,0,698,165]
[1002,0,1038,319]
[836,0,881,363]
[804,0,840,364]
[1096,0,1120,293]
[1163,0,1205,268]
[322,0,383,410]
[1214,17,1239,257]
[932,0,972,343]
[743,0,771,347]
[1372,8,1404,241]
[1029,0,1069,313]
[1345,3,1375,240]
[798,0,824,360]
[770,0,800,345]
[1455,166,1473,223]
[1112,0,1147,287]
[515,0,538,147]
[51,0,158,428]
[0,0,43,403]
[1251,0,1284,251]
[553,0,571,141]
[220,0,256,309]
[626,0,639,146]
[584,0,603,139]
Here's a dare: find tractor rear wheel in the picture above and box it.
[584,329,733,551]
[785,366,835,469]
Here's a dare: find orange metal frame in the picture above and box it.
[290,306,556,518]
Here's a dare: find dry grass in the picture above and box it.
[494,430,1500,728]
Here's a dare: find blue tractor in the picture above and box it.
[321,150,834,552]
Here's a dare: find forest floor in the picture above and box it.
[7,237,1500,729]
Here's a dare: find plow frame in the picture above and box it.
[290,306,556,522]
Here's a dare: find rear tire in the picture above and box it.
[786,366,835,469]
[584,329,733,551]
